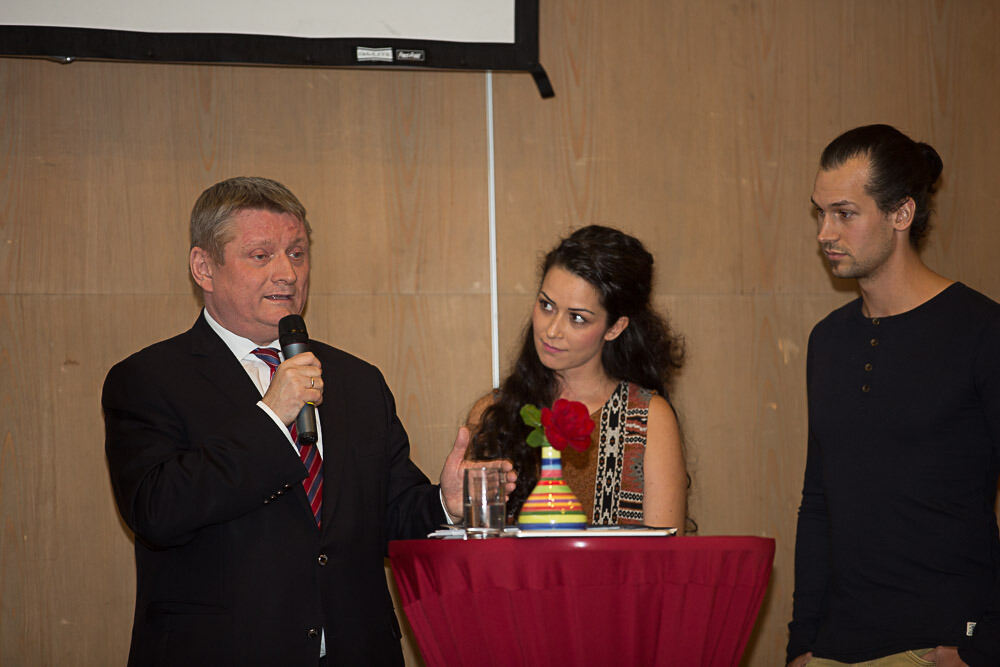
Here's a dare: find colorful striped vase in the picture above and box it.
[517,445,588,530]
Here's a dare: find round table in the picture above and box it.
[389,535,775,666]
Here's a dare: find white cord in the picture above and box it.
[486,70,500,389]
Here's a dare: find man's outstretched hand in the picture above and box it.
[440,426,517,520]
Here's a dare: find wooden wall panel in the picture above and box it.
[1,294,196,664]
[306,294,493,474]
[3,2,1000,666]
[492,1,750,297]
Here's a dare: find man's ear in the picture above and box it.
[189,247,215,292]
[604,316,629,342]
[892,197,916,232]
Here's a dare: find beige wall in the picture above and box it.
[3,1,999,664]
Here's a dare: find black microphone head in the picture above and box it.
[279,314,308,345]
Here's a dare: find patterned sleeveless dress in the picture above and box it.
[561,381,655,525]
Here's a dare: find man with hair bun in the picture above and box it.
[787,125,1000,667]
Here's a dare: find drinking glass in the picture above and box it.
[463,467,505,538]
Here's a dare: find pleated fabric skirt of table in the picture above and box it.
[389,535,775,666]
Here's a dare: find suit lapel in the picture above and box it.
[186,314,265,409]
[187,314,320,527]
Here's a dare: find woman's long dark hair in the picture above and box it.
[470,225,684,516]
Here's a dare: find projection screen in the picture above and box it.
[0,0,552,96]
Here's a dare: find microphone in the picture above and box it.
[278,314,318,445]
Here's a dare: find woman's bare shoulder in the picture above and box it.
[646,393,677,421]
[645,393,681,446]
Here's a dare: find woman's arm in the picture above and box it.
[641,394,687,531]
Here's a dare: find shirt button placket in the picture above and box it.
[863,318,880,394]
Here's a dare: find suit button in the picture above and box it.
[318,554,328,566]
[284,483,292,489]
[263,498,271,505]
[275,489,284,496]
[307,628,319,639]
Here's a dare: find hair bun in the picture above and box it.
[918,142,944,187]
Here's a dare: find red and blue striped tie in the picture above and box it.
[252,347,323,527]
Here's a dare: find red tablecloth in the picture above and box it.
[389,535,774,666]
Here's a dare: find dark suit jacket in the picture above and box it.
[103,314,444,666]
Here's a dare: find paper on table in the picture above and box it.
[427,526,677,539]
[516,527,676,538]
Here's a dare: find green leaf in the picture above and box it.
[520,404,542,428]
[526,427,548,448]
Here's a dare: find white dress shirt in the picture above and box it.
[203,309,323,458]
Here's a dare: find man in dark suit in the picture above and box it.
[104,177,498,666]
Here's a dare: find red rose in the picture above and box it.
[540,399,595,452]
